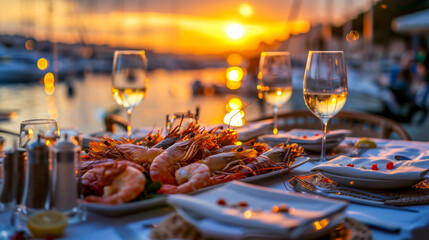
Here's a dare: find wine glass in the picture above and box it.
[19,119,59,148]
[258,51,293,135]
[303,51,348,161]
[112,50,148,137]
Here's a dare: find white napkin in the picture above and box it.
[167,181,347,239]
[236,120,273,141]
[312,147,429,181]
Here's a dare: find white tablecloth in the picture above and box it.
[19,138,429,240]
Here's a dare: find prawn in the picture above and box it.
[83,161,146,204]
[199,149,257,171]
[158,163,211,194]
[150,133,210,185]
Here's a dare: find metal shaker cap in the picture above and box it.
[27,136,48,151]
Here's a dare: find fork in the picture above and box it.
[290,177,397,201]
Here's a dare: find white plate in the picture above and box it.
[258,129,350,152]
[321,172,423,190]
[170,181,347,240]
[85,157,310,216]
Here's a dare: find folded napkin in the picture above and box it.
[312,148,429,181]
[236,120,273,141]
[259,129,351,144]
[167,181,347,239]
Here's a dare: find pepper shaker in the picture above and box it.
[20,134,51,217]
[52,134,86,223]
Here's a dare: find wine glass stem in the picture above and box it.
[126,108,133,137]
[320,119,329,161]
[273,106,279,135]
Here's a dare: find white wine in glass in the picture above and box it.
[112,50,148,137]
[303,51,348,161]
[258,51,292,135]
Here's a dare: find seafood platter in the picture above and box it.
[81,123,307,215]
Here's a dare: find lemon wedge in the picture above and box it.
[27,211,68,238]
[355,137,377,149]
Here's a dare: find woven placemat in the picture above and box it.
[150,212,371,240]
[299,173,429,206]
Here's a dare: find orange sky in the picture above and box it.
[0,0,369,54]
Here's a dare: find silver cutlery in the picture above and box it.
[348,148,369,157]
[290,177,396,201]
[394,155,412,161]
[289,177,419,213]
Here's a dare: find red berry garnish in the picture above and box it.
[371,164,379,171]
[322,177,330,183]
[346,163,354,167]
[302,135,307,139]
[238,201,248,207]
[386,162,394,170]
[314,133,319,136]
[217,198,226,206]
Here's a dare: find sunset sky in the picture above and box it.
[0,0,370,54]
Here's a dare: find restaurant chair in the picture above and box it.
[252,110,412,140]
[104,114,128,133]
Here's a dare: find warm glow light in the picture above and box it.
[243,210,253,219]
[226,67,244,82]
[25,40,34,50]
[381,4,387,9]
[226,98,243,112]
[37,58,48,70]
[226,80,242,90]
[227,53,243,66]
[226,23,244,40]
[313,219,330,231]
[44,72,55,95]
[223,110,245,127]
[346,30,359,42]
[238,3,253,18]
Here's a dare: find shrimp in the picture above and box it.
[207,173,245,186]
[200,149,257,171]
[115,144,164,164]
[81,159,144,176]
[150,133,210,185]
[158,163,210,194]
[135,128,164,147]
[83,161,146,204]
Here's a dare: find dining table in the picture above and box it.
[13,137,429,240]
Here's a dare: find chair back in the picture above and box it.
[253,110,411,140]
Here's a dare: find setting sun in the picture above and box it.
[226,23,244,40]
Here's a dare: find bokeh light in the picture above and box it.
[226,23,244,40]
[223,110,245,127]
[226,97,243,112]
[44,72,55,95]
[238,3,253,18]
[25,40,34,50]
[226,67,244,82]
[346,30,359,42]
[227,53,243,66]
[37,58,48,70]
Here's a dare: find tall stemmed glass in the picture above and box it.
[258,51,293,135]
[303,51,348,161]
[112,50,148,137]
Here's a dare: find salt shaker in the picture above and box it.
[52,134,86,223]
[0,141,19,237]
[20,135,51,217]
